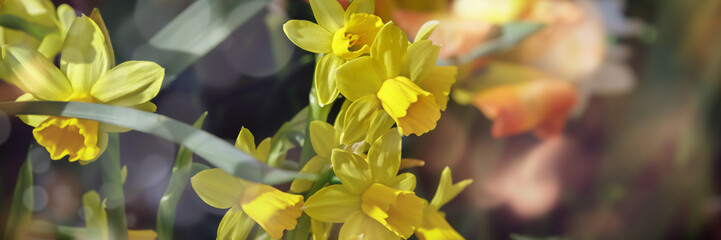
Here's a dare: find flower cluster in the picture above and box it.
[0,0,472,239]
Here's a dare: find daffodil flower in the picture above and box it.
[0,0,76,59]
[415,167,472,240]
[1,11,164,164]
[191,127,304,239]
[335,22,457,144]
[82,191,158,240]
[303,129,424,239]
[283,0,382,105]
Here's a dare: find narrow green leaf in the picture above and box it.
[0,14,54,40]
[99,133,127,240]
[298,82,333,167]
[266,107,308,167]
[191,163,212,176]
[157,112,207,240]
[0,101,309,184]
[134,0,270,87]
[437,22,544,66]
[4,146,33,240]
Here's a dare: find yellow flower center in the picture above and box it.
[240,182,304,239]
[360,183,425,239]
[332,13,383,60]
[376,76,441,136]
[33,116,100,162]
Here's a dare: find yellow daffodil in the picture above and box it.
[0,0,76,59]
[191,169,304,239]
[335,22,456,144]
[415,167,472,240]
[303,129,424,239]
[1,11,164,164]
[283,0,383,105]
[191,127,304,239]
[82,191,158,240]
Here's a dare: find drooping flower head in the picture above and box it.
[284,0,383,105]
[1,10,164,164]
[0,0,76,59]
[303,129,425,239]
[415,167,472,240]
[335,21,457,144]
[191,127,304,239]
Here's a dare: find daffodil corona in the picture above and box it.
[2,11,164,164]
[191,127,304,239]
[303,129,425,239]
[283,0,382,105]
[336,22,457,144]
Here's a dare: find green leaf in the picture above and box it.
[298,81,333,167]
[157,112,207,240]
[134,0,271,87]
[0,101,310,184]
[99,133,128,240]
[437,22,544,66]
[266,107,308,167]
[0,14,54,40]
[4,147,33,240]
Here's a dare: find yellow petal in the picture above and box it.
[56,4,76,38]
[339,211,400,240]
[33,116,100,162]
[217,207,254,240]
[82,191,108,240]
[190,169,244,209]
[303,185,361,223]
[283,20,333,53]
[290,156,329,193]
[90,61,164,107]
[403,40,440,84]
[89,9,115,67]
[334,100,350,133]
[256,137,271,163]
[384,172,416,192]
[377,77,443,136]
[344,0,374,20]
[364,108,394,144]
[61,15,111,93]
[371,22,408,79]
[415,20,439,41]
[360,183,425,238]
[0,45,71,100]
[310,120,337,158]
[415,207,464,240]
[240,182,304,239]
[127,230,158,240]
[367,128,401,182]
[15,93,49,127]
[429,167,473,210]
[310,0,344,32]
[340,95,381,144]
[331,13,383,60]
[37,33,62,59]
[331,149,372,194]
[420,66,457,111]
[234,127,257,157]
[336,56,385,101]
[314,53,344,106]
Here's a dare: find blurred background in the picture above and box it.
[1,0,720,239]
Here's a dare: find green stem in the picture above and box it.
[156,113,207,240]
[0,14,54,40]
[298,86,333,167]
[4,146,33,240]
[289,169,336,240]
[99,133,128,240]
